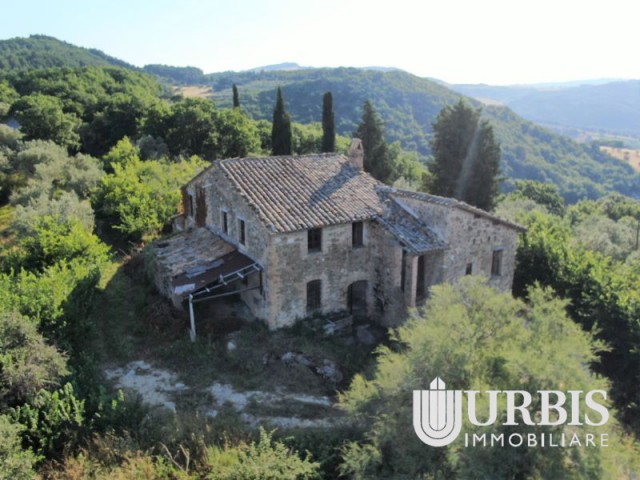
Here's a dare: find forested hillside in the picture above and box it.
[0,35,136,71]
[1,36,638,201]
[206,68,640,201]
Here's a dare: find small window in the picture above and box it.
[222,211,228,234]
[400,250,407,292]
[491,250,503,276]
[352,221,364,247]
[308,228,322,253]
[306,280,321,313]
[465,263,473,275]
[239,219,246,245]
[188,194,194,217]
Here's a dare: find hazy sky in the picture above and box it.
[3,0,638,85]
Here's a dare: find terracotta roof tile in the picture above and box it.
[217,154,384,232]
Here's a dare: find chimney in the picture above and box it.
[349,138,364,170]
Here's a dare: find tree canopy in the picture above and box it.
[354,100,395,184]
[271,87,292,155]
[321,92,335,153]
[427,100,501,210]
[339,277,639,479]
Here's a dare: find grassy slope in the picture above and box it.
[601,146,640,173]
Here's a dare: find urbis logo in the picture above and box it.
[413,377,610,448]
[413,377,463,447]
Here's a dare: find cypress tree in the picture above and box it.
[232,84,240,108]
[428,100,501,210]
[321,91,335,153]
[355,100,395,183]
[271,87,292,155]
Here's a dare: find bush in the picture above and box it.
[13,383,86,460]
[12,215,109,272]
[0,414,38,480]
[8,140,103,206]
[11,191,95,236]
[93,152,205,240]
[0,310,68,408]
[204,427,320,480]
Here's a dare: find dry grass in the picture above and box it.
[173,85,213,99]
[601,146,640,172]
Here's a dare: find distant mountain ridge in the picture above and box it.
[451,80,640,138]
[247,62,308,72]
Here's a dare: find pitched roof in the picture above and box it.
[376,198,448,254]
[216,154,385,233]
[385,188,526,232]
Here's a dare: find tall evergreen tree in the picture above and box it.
[321,91,335,153]
[355,100,395,183]
[232,84,240,108]
[427,100,501,210]
[271,87,292,155]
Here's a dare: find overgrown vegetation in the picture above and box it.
[0,36,639,479]
[496,185,640,431]
[339,277,640,479]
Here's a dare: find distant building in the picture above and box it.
[146,139,523,335]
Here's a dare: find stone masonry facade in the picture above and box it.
[148,139,524,329]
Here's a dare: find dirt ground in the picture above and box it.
[95,254,383,431]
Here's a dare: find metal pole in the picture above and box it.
[189,294,196,342]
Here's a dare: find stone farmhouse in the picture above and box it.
[146,139,524,337]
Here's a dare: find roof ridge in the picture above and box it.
[382,187,525,232]
[221,152,348,163]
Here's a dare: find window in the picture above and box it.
[306,280,322,313]
[465,263,473,275]
[239,219,246,245]
[416,254,426,301]
[187,194,194,217]
[400,250,407,292]
[348,280,368,317]
[222,211,228,234]
[308,228,322,253]
[352,221,364,247]
[491,250,503,276]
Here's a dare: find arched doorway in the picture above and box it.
[348,280,368,318]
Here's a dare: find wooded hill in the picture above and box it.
[206,68,639,201]
[1,35,639,202]
[0,35,136,71]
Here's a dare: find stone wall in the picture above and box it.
[184,167,272,320]
[265,221,383,328]
[395,197,519,292]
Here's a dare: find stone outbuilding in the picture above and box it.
[146,140,524,335]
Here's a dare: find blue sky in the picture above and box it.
[3,0,639,85]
